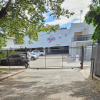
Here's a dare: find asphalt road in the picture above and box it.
[0,68,100,100]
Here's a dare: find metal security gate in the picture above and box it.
[29,46,84,69]
[91,44,100,78]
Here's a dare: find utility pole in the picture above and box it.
[80,10,83,23]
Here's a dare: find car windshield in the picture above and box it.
[30,53,35,55]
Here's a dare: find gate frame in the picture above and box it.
[30,46,84,69]
[80,45,84,69]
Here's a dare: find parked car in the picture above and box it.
[32,50,45,56]
[0,54,29,68]
[31,50,40,56]
[40,51,45,56]
[27,52,38,60]
[17,52,29,60]
[18,52,38,61]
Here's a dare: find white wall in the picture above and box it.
[85,46,92,60]
[14,45,23,49]
[69,22,94,60]
[88,24,95,35]
[23,22,94,51]
[23,29,71,48]
[2,37,22,50]
[69,22,90,47]
[2,37,15,50]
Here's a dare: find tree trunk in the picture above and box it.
[0,0,11,19]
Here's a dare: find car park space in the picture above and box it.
[29,54,81,69]
[0,50,44,69]
[0,48,82,69]
[0,54,29,69]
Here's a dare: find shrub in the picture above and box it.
[0,51,20,59]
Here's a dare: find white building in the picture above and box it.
[70,22,94,47]
[23,22,95,60]
[23,22,94,47]
[0,27,23,50]
[23,28,70,48]
[69,22,94,60]
[2,37,23,50]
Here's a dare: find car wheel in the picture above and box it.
[31,57,35,60]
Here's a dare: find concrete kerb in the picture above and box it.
[80,65,100,81]
[80,65,91,79]
[0,70,24,82]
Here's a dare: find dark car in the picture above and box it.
[0,54,29,68]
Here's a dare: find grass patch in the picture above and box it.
[0,69,10,72]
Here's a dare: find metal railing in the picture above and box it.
[72,34,91,41]
[0,47,84,69]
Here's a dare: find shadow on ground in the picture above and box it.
[0,76,100,100]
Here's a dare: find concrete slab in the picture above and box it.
[0,68,100,100]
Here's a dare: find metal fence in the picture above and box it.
[72,34,91,41]
[91,44,100,78]
[0,46,84,69]
[0,48,28,68]
[29,46,84,69]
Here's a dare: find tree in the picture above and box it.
[85,0,100,43]
[0,0,74,49]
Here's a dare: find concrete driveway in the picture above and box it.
[0,68,100,100]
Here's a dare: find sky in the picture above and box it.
[44,0,92,28]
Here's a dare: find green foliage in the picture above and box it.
[0,34,7,50]
[85,0,100,43]
[0,51,20,59]
[0,0,74,49]
[0,69,10,72]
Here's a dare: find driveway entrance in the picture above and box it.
[0,69,100,100]
[29,47,83,69]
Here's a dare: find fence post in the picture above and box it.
[81,45,84,69]
[91,59,95,79]
[25,47,27,59]
[7,50,10,68]
[45,48,46,69]
[90,44,93,74]
[62,49,63,68]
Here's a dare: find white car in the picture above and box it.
[31,51,40,57]
[39,51,45,56]
[32,50,45,56]
[27,52,38,60]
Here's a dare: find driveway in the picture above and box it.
[0,68,100,100]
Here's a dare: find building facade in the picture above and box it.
[23,22,94,53]
[23,28,70,48]
[69,22,94,60]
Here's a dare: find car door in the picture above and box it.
[8,55,15,65]
[14,55,22,65]
[9,55,21,65]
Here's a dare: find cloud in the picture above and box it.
[45,0,92,26]
[43,13,49,20]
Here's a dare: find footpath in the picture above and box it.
[0,65,99,81]
[0,67,25,81]
[0,65,100,86]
